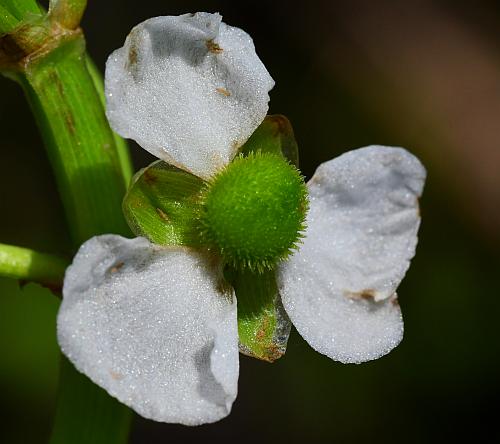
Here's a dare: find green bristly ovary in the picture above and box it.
[199,152,308,272]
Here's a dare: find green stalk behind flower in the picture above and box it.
[1,2,134,442]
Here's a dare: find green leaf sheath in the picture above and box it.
[1,16,133,444]
[0,243,68,288]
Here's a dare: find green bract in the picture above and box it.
[200,152,307,272]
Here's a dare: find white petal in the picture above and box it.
[57,235,238,425]
[105,13,274,179]
[278,146,426,364]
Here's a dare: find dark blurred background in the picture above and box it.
[1,0,499,442]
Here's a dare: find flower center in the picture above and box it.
[199,152,308,271]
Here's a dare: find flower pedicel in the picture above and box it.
[57,12,426,426]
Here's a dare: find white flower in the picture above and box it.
[57,12,426,426]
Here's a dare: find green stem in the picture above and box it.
[1,0,43,20]
[0,5,20,34]
[1,13,134,444]
[0,242,67,288]
[9,34,131,243]
[49,0,87,30]
[86,56,133,186]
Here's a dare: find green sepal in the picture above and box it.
[226,267,291,362]
[123,160,205,246]
[230,114,301,361]
[240,114,299,167]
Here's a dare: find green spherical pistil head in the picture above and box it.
[200,152,308,271]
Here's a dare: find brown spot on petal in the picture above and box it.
[126,30,141,79]
[345,289,378,301]
[216,87,231,97]
[109,370,124,380]
[128,45,137,66]
[206,39,223,54]
[109,262,124,273]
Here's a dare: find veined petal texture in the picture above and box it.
[279,146,426,363]
[57,235,238,425]
[105,12,274,179]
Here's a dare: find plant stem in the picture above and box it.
[0,243,68,288]
[49,0,87,31]
[86,55,133,186]
[8,34,131,242]
[1,9,134,444]
[0,5,20,34]
[1,0,43,20]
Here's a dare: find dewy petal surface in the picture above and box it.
[105,12,275,179]
[278,146,426,364]
[57,235,238,425]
